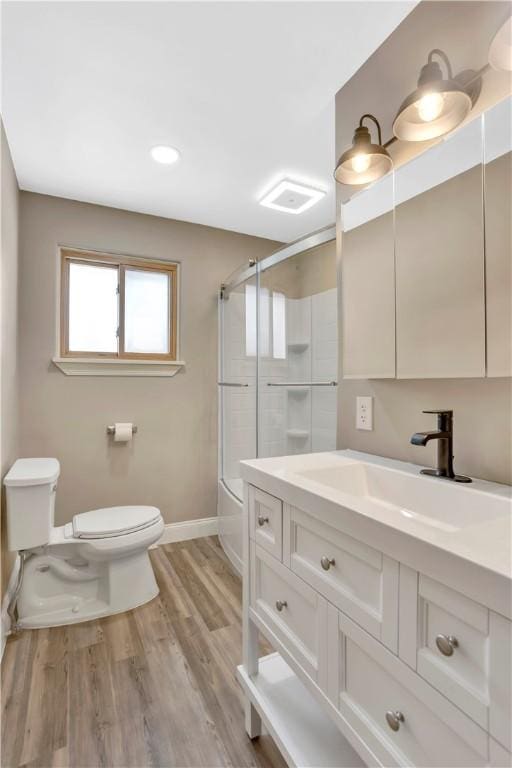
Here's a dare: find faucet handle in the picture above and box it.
[422,410,453,415]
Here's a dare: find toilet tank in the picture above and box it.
[4,458,60,551]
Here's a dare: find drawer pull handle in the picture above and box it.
[257,515,269,527]
[275,600,287,612]
[385,710,405,732]
[436,634,459,657]
[320,556,335,571]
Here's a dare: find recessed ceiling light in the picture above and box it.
[259,179,326,214]
[150,145,181,165]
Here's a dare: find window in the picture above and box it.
[245,284,286,360]
[60,248,178,360]
[272,291,286,359]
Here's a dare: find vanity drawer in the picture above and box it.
[401,571,512,746]
[249,485,282,560]
[328,608,489,768]
[250,541,327,688]
[285,505,398,651]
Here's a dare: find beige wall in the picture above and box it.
[260,240,336,299]
[1,124,20,596]
[338,378,511,485]
[18,192,278,527]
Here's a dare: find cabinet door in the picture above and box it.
[249,485,283,561]
[341,207,395,379]
[328,607,489,768]
[286,505,398,651]
[250,541,328,689]
[395,118,485,379]
[399,570,512,750]
[484,98,512,378]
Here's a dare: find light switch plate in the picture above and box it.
[356,396,373,431]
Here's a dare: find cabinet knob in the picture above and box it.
[257,515,269,527]
[385,710,405,732]
[275,600,287,612]
[320,556,335,571]
[435,634,458,657]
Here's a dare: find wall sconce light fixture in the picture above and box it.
[333,114,392,186]
[334,16,511,187]
[392,49,472,142]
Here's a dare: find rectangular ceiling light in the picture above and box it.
[259,179,326,214]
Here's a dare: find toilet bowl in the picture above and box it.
[4,458,164,629]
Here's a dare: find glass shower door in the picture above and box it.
[258,240,337,458]
[219,271,258,502]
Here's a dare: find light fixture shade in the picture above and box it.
[393,81,472,141]
[488,16,512,72]
[334,122,392,186]
[393,53,472,142]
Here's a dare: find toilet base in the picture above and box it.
[16,546,160,629]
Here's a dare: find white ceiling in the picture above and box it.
[1,1,414,242]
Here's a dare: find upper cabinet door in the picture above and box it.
[484,98,512,378]
[341,175,396,379]
[395,118,486,379]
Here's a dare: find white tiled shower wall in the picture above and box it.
[221,287,337,486]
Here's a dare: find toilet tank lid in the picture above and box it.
[4,458,60,487]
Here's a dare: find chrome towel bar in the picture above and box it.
[267,381,337,387]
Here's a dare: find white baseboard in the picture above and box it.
[152,516,219,548]
[1,554,20,662]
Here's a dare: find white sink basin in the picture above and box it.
[296,461,511,533]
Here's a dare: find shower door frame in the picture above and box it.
[219,223,336,497]
[217,224,336,573]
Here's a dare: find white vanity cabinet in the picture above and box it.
[238,465,512,768]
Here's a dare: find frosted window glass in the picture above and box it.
[245,283,257,357]
[124,269,170,354]
[68,262,118,353]
[259,287,270,358]
[272,291,286,359]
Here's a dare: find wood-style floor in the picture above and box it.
[1,537,286,768]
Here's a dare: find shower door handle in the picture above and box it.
[218,382,250,387]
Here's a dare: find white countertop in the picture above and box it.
[240,450,512,617]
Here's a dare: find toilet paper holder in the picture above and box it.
[106,425,138,435]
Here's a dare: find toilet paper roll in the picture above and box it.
[113,423,133,443]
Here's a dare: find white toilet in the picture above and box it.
[5,457,164,629]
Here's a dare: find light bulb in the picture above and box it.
[417,92,444,122]
[150,145,180,164]
[351,153,371,174]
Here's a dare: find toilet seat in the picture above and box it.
[72,505,162,539]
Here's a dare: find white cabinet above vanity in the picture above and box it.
[340,98,512,381]
[238,451,512,768]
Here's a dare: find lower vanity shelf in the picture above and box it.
[237,653,364,768]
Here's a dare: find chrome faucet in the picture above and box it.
[410,410,471,483]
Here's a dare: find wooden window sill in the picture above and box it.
[52,357,185,377]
